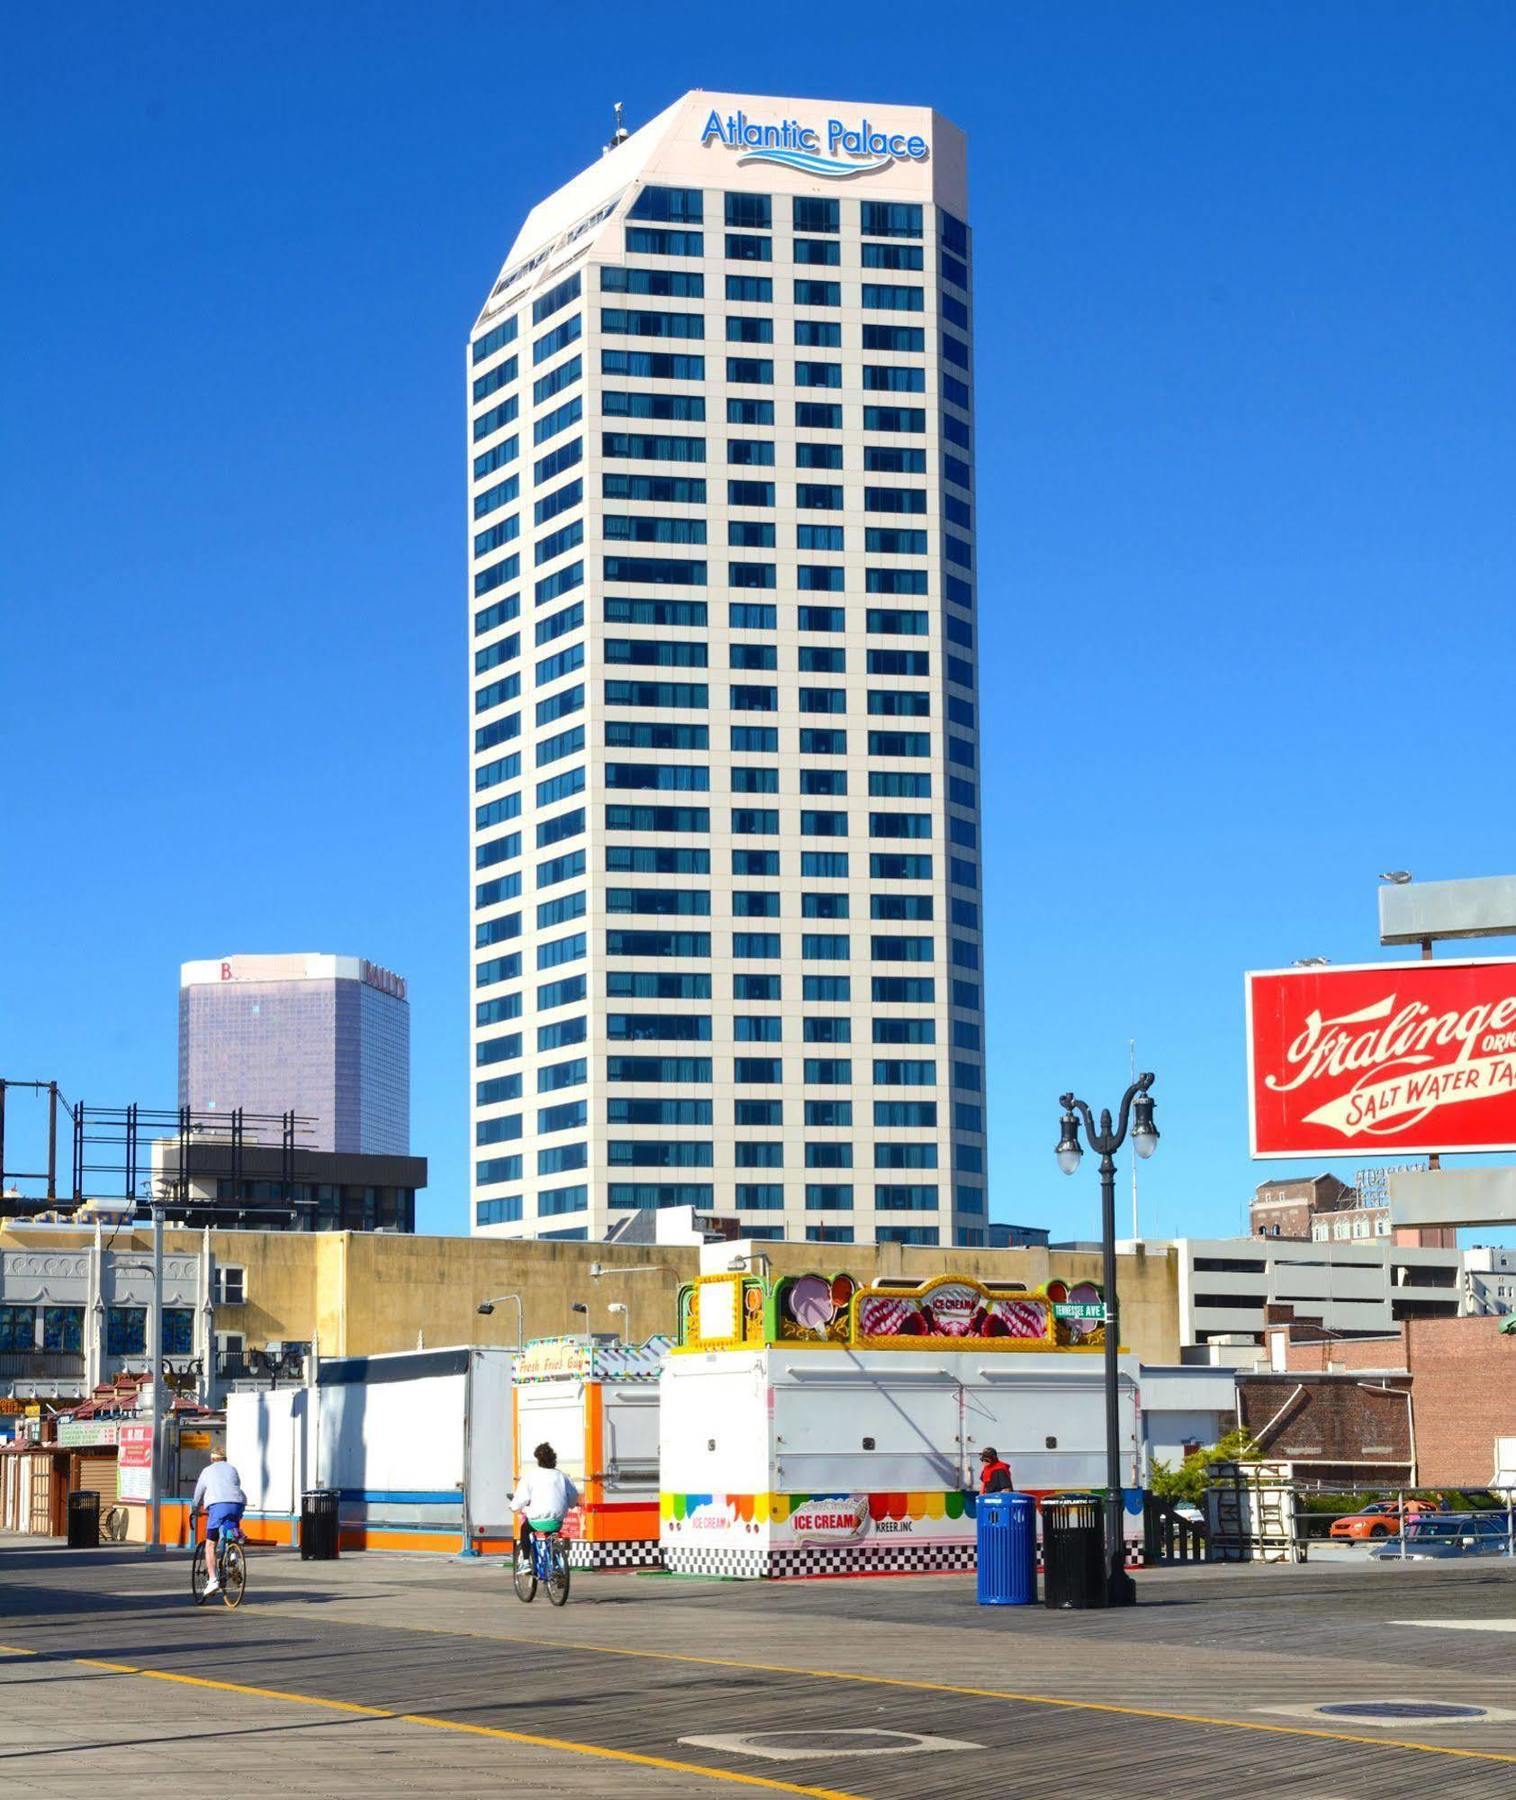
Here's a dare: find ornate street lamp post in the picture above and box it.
[1055,1072,1159,1606]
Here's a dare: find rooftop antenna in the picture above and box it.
[604,100,629,154]
[1130,1039,1140,1241]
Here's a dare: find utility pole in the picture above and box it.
[146,1202,165,1555]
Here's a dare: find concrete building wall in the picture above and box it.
[164,1230,1181,1363]
[1462,1246,1516,1316]
[0,1222,1183,1366]
[1174,1235,1464,1345]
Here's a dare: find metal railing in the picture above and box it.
[0,1349,86,1381]
[215,1347,307,1384]
[1207,1475,1516,1562]
[1143,1495,1210,1564]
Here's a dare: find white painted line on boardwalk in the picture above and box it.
[680,1730,982,1762]
[1391,1618,1516,1633]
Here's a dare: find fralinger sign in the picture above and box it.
[700,108,929,179]
[1248,957,1516,1157]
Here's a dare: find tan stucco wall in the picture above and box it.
[0,1225,1181,1364]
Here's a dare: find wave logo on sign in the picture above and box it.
[700,109,928,180]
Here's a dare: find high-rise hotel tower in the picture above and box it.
[467,92,986,1245]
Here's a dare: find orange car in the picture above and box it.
[1330,1499,1442,1541]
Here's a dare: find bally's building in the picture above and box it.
[467,91,986,1246]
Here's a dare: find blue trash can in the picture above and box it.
[977,1492,1037,1605]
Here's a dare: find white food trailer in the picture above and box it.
[661,1271,1142,1578]
[227,1345,515,1551]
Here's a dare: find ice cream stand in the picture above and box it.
[660,1270,1142,1578]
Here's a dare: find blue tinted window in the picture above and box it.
[793,196,838,233]
[860,201,922,238]
[532,272,581,324]
[624,227,703,257]
[629,185,703,222]
[725,192,771,229]
[534,436,582,484]
[532,313,581,365]
[532,357,582,406]
[601,308,705,339]
[472,316,518,365]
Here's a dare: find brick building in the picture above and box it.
[1261,1314,1516,1488]
[1249,1173,1455,1251]
[1250,1175,1354,1242]
[1236,1367,1412,1487]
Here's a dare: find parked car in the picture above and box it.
[1171,1502,1205,1527]
[1372,1513,1512,1560]
[1330,1499,1442,1542]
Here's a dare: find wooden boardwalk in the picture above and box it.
[4,1542,1516,1797]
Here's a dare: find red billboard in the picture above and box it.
[1247,957,1516,1158]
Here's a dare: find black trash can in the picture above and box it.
[66,1490,100,1549]
[1042,1494,1106,1609]
[300,1488,340,1561]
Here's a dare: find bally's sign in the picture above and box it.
[700,108,928,179]
[1248,957,1516,1157]
[360,959,407,1001]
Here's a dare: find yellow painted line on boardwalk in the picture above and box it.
[0,1643,860,1799]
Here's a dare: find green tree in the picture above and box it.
[1150,1428,1258,1505]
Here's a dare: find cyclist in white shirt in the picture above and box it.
[509,1442,579,1562]
[191,1449,247,1596]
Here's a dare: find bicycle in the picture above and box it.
[512,1524,570,1606]
[191,1521,247,1609]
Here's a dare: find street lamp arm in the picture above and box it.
[1067,1074,1154,1155]
[1064,1095,1105,1154]
[1109,1071,1155,1151]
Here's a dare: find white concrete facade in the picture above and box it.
[1462,1245,1516,1316]
[0,1229,208,1400]
[467,92,984,1246]
[1138,1364,1239,1472]
[1167,1236,1465,1345]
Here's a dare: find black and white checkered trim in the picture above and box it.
[772,1541,978,1578]
[662,1543,770,1580]
[567,1538,663,1570]
[659,1532,1147,1580]
[662,1539,979,1580]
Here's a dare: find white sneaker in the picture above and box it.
[204,1578,221,1595]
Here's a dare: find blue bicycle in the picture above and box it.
[513,1523,571,1606]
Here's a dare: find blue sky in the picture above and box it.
[4,4,1514,1241]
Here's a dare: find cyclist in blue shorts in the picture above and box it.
[191,1449,247,1596]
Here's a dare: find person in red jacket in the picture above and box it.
[979,1446,1013,1493]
